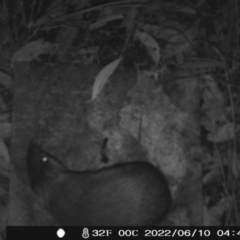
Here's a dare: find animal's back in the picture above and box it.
[45,162,171,226]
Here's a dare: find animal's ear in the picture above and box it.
[100,138,109,163]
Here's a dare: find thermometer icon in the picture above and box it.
[82,228,90,239]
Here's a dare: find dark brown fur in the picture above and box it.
[27,141,171,226]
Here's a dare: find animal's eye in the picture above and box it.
[42,156,48,162]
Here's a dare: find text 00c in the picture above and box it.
[118,230,139,237]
